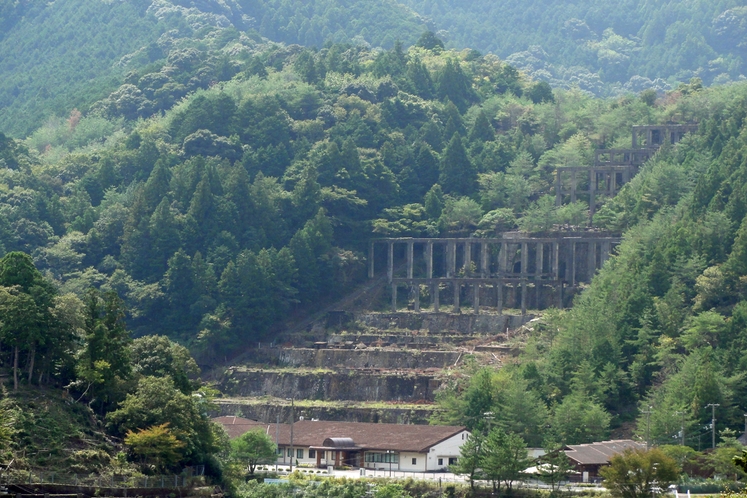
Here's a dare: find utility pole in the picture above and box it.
[276,413,280,471]
[674,411,685,446]
[642,406,653,449]
[706,403,720,449]
[286,397,295,472]
[484,411,494,433]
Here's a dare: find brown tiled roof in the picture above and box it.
[212,418,466,453]
[563,440,644,465]
[212,416,271,439]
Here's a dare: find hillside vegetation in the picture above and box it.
[2,0,747,136]
[402,0,747,93]
[2,0,747,470]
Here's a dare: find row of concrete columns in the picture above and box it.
[372,239,566,281]
[371,237,617,314]
[390,280,561,315]
[555,166,636,217]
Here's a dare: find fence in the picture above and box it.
[1,469,202,489]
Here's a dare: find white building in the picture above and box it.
[214,416,469,472]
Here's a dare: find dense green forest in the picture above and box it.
[433,81,747,460]
[401,0,747,92]
[0,251,220,472]
[4,0,747,480]
[2,0,747,136]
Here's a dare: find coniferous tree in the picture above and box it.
[142,160,171,213]
[420,120,443,152]
[469,110,495,143]
[406,57,434,99]
[439,133,477,196]
[437,60,475,111]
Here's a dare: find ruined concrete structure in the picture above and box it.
[555,123,698,216]
[369,232,620,315]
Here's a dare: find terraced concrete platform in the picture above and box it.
[214,311,534,424]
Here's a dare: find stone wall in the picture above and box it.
[277,348,461,369]
[221,368,441,402]
[355,312,534,334]
[214,401,435,425]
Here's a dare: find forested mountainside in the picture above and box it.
[3,8,747,449]
[435,81,747,449]
[0,0,425,136]
[400,0,747,93]
[2,0,746,137]
[3,0,747,459]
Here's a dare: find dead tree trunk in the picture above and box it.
[27,346,35,385]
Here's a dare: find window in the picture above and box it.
[438,458,443,466]
[461,433,465,440]
[448,457,458,465]
[287,448,292,457]
[309,449,316,458]
[412,458,417,465]
[297,448,304,459]
[277,448,283,455]
[364,452,399,463]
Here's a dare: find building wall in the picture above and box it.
[427,430,470,471]
[398,451,427,472]
[276,446,330,467]
[274,429,470,472]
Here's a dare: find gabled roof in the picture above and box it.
[212,418,467,453]
[563,440,644,465]
[212,416,271,439]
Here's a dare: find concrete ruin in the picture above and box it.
[555,123,698,217]
[369,231,620,315]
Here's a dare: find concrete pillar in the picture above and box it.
[453,281,460,313]
[589,169,596,219]
[557,281,564,308]
[433,283,440,312]
[496,283,503,315]
[601,241,611,265]
[587,241,596,282]
[387,242,394,283]
[391,283,397,312]
[426,241,433,279]
[413,285,420,312]
[474,283,480,315]
[536,242,544,276]
[407,241,414,279]
[447,241,456,278]
[521,242,528,277]
[571,169,577,204]
[463,241,472,275]
[521,281,527,315]
[570,241,576,286]
[480,242,489,277]
[611,169,617,194]
[553,242,560,280]
[499,243,508,276]
[368,242,375,278]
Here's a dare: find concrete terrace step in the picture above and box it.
[214,397,439,424]
[220,366,444,402]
